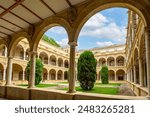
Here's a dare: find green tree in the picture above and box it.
[26,58,43,85]
[101,66,109,84]
[77,51,97,90]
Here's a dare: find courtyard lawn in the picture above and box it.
[18,83,58,88]
[61,86,119,95]
[95,83,121,86]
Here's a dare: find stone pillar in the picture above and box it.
[139,57,144,86]
[22,70,25,81]
[133,66,137,84]
[144,27,150,98]
[4,47,7,57]
[6,56,13,85]
[62,72,64,80]
[3,68,6,80]
[115,72,117,81]
[131,69,133,82]
[23,51,26,60]
[56,72,58,80]
[47,72,49,80]
[28,51,36,88]
[68,42,77,93]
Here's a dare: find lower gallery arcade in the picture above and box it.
[0,0,150,99]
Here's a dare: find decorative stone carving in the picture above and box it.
[67,7,77,24]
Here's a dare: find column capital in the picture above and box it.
[68,41,78,47]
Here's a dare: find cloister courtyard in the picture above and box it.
[0,0,150,100]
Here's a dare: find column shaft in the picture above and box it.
[68,43,76,93]
[145,27,150,97]
[133,66,137,84]
[28,52,36,88]
[139,58,144,86]
[6,57,13,85]
[3,69,6,80]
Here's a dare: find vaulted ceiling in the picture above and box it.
[0,0,86,40]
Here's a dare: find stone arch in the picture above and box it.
[32,17,71,51]
[50,55,57,66]
[64,71,68,80]
[107,57,115,66]
[14,44,24,60]
[57,70,63,80]
[0,63,4,80]
[72,0,149,42]
[39,52,48,64]
[8,31,31,57]
[12,63,23,81]
[116,56,125,66]
[116,69,125,80]
[49,69,56,80]
[108,70,115,80]
[58,58,63,67]
[99,58,106,67]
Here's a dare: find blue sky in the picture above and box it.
[45,8,128,50]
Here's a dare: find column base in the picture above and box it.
[67,90,76,93]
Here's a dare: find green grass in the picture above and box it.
[61,86,118,95]
[18,84,58,88]
[95,83,121,86]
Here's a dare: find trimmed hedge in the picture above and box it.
[101,66,109,84]
[26,58,43,85]
[77,51,97,90]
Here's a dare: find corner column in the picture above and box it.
[139,57,144,86]
[3,68,6,81]
[68,42,77,93]
[6,56,13,85]
[28,51,36,88]
[144,27,150,98]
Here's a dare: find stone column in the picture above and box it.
[47,72,49,80]
[23,51,26,60]
[62,72,64,80]
[55,72,58,80]
[4,47,7,57]
[144,27,150,98]
[22,70,25,81]
[28,51,36,88]
[133,66,137,84]
[139,57,144,86]
[3,68,6,80]
[115,72,117,81]
[6,56,13,86]
[131,69,133,82]
[68,42,77,93]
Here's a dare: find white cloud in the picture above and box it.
[56,38,68,47]
[80,13,127,43]
[96,41,114,47]
[47,26,67,35]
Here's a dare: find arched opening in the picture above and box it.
[57,70,63,80]
[0,63,4,80]
[58,58,63,67]
[134,49,139,84]
[0,44,7,57]
[99,58,106,67]
[64,71,68,80]
[64,60,69,68]
[108,70,115,80]
[116,56,125,66]
[50,55,56,66]
[12,63,23,81]
[43,68,48,81]
[39,52,48,64]
[107,57,115,66]
[49,69,56,80]
[116,69,125,81]
[14,44,24,60]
